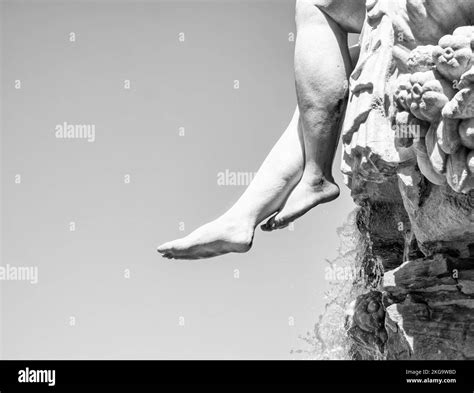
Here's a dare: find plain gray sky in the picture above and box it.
[1,0,357,359]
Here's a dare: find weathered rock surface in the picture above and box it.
[341,0,474,360]
[384,254,474,359]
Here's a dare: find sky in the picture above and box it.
[1,0,358,359]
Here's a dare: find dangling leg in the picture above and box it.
[262,2,354,231]
[157,108,305,259]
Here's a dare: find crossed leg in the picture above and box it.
[157,0,364,259]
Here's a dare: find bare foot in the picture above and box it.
[157,215,254,260]
[261,175,339,231]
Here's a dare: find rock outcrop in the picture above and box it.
[341,0,474,360]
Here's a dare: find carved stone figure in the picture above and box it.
[340,0,474,359]
[158,0,474,359]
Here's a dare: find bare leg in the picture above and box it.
[157,108,304,259]
[262,3,353,230]
[158,0,365,259]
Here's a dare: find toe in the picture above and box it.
[157,242,172,254]
[260,213,279,232]
[158,238,188,254]
[271,213,284,227]
[270,211,292,230]
[275,220,289,230]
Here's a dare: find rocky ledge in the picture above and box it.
[339,1,474,360]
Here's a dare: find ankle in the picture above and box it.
[220,211,256,232]
[300,172,324,186]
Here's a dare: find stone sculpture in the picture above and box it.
[158,0,474,359]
